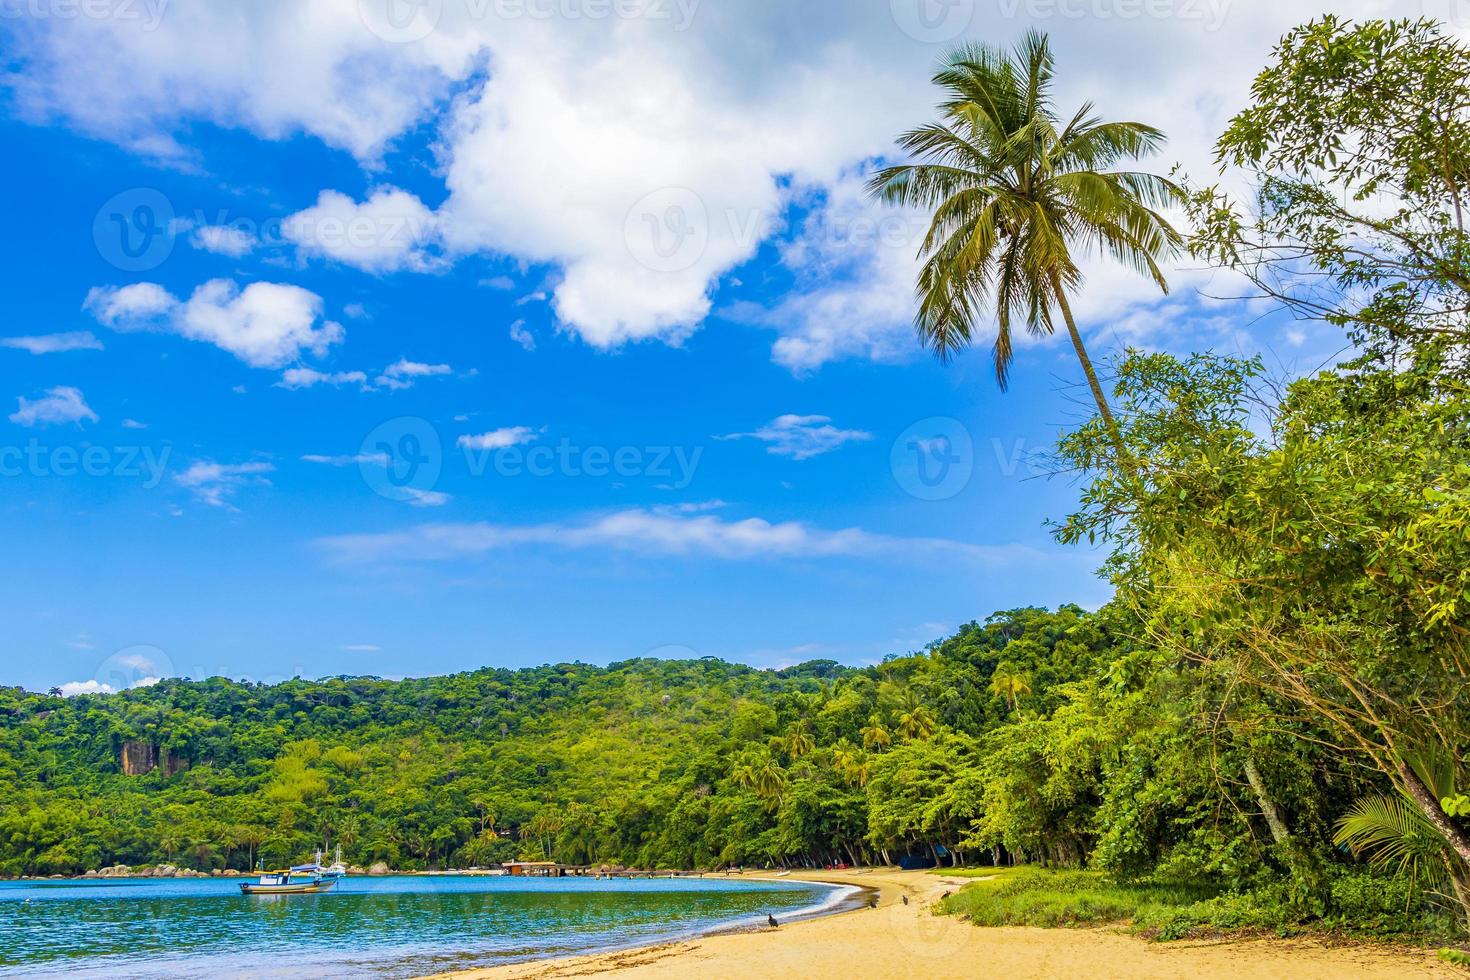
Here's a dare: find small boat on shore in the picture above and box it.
[239,865,336,895]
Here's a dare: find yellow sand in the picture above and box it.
[422,869,1457,980]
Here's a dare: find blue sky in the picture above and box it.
[0,1,1375,694]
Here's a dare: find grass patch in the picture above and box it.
[938,867,1217,930]
[937,866,1464,945]
[926,865,1029,880]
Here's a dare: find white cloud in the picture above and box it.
[316,507,1038,565]
[7,3,1406,360]
[720,413,872,460]
[1,3,466,162]
[376,358,453,390]
[284,187,443,273]
[175,459,274,507]
[509,319,535,352]
[193,224,256,257]
[84,281,174,321]
[278,367,369,390]
[86,279,343,369]
[122,418,148,429]
[480,275,516,290]
[0,331,103,354]
[339,643,381,652]
[404,487,452,508]
[10,386,98,427]
[302,451,389,466]
[57,675,160,697]
[456,426,539,451]
[739,173,927,373]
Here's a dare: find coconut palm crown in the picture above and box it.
[870,31,1183,444]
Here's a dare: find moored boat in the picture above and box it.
[239,865,336,895]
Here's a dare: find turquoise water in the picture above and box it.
[0,875,848,978]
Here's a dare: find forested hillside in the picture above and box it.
[2,606,1127,875]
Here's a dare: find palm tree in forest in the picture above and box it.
[870,31,1182,458]
[989,663,1032,714]
[861,717,893,752]
[896,692,939,741]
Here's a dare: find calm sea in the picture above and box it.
[0,874,852,978]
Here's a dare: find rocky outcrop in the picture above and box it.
[119,741,188,776]
[120,740,157,775]
[90,865,133,878]
[368,861,391,875]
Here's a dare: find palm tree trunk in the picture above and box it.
[1050,274,1130,466]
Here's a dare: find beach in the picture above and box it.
[423,869,1459,980]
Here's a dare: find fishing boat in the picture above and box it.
[239,864,336,895]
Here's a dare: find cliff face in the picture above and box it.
[119,740,157,775]
[119,741,187,776]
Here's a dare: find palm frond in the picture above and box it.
[1334,794,1450,887]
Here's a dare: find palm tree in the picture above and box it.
[784,725,816,760]
[860,717,893,752]
[870,31,1182,459]
[896,692,938,741]
[988,663,1032,714]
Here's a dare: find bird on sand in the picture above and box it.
[902,894,909,905]
[767,913,779,928]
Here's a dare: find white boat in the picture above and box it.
[239,866,336,895]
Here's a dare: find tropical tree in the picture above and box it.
[988,663,1032,714]
[870,31,1182,457]
[860,717,893,752]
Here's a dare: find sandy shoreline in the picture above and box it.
[420,868,1458,980]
